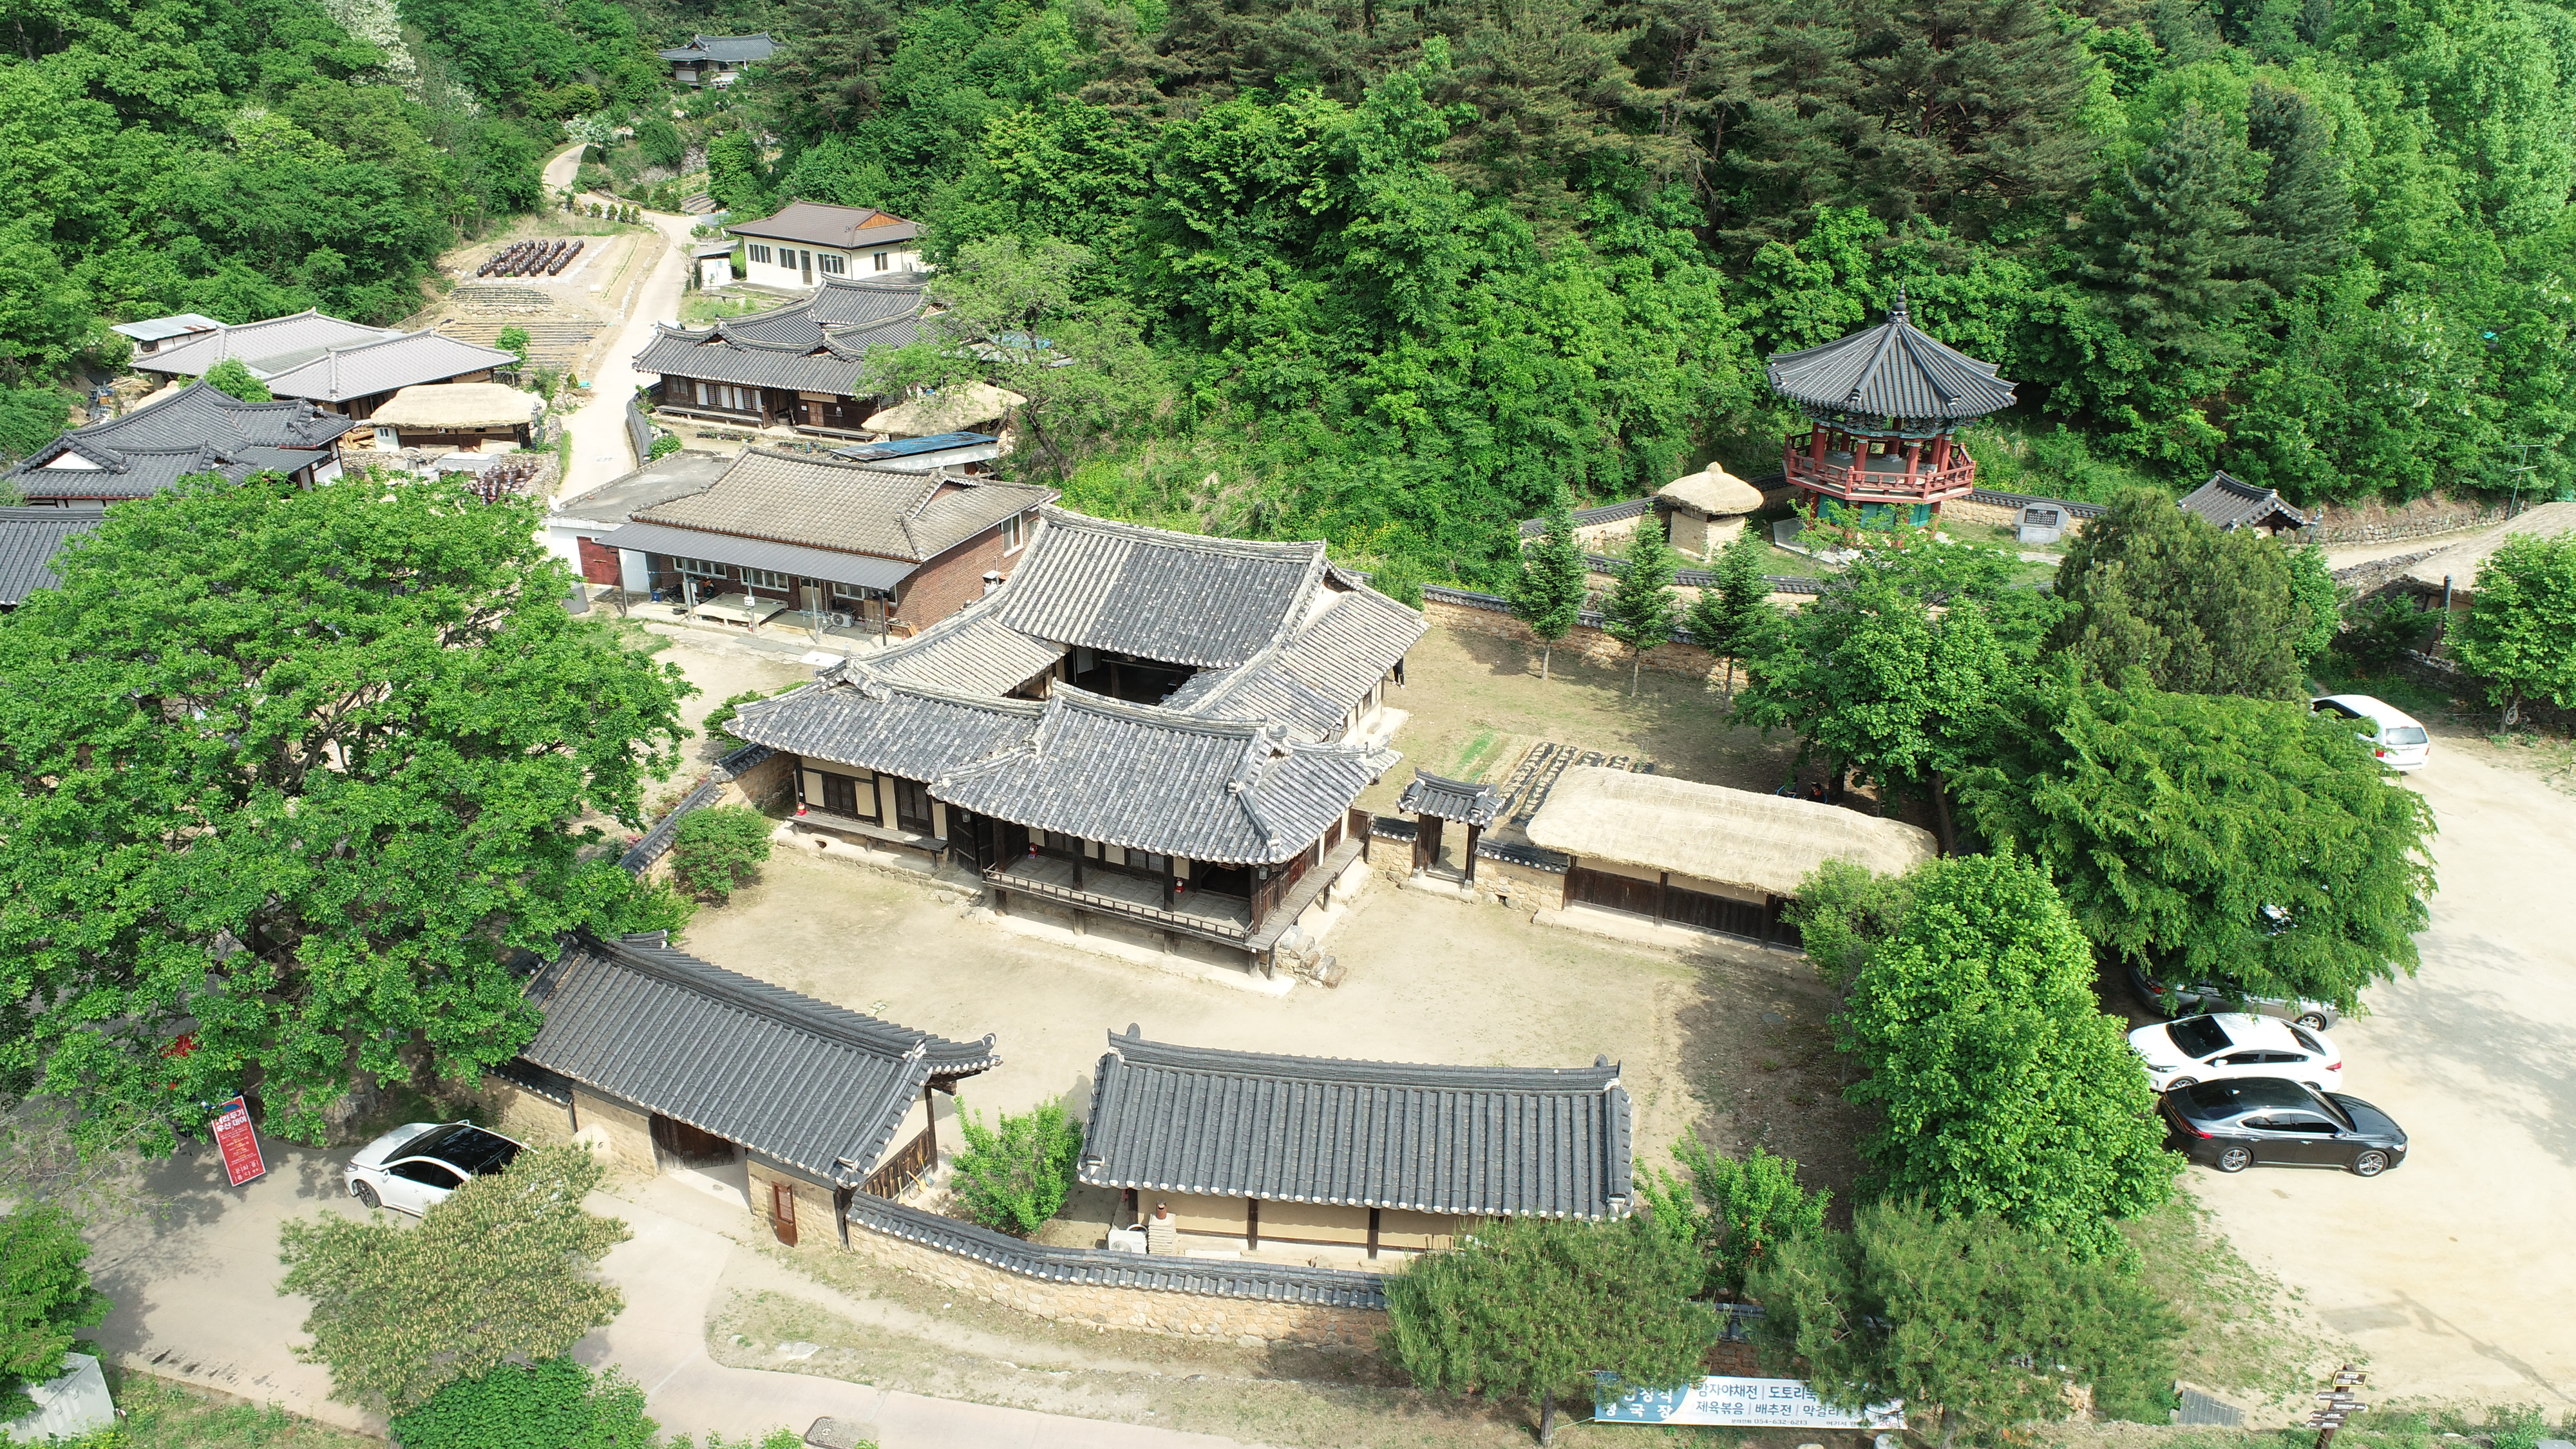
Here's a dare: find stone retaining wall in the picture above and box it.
[1943,495,2094,536]
[843,1227,1389,1349]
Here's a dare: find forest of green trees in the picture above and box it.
[6,0,2574,579]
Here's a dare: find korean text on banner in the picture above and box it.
[213,1096,267,1188]
[1595,1375,1904,1429]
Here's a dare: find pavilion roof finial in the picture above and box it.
[1889,283,1910,325]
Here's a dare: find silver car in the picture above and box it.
[345,1121,523,1216]
[2128,963,2341,1030]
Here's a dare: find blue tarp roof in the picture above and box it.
[831,431,999,461]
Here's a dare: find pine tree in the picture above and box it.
[2245,82,2354,298]
[1510,491,1590,682]
[1685,527,1777,699]
[1604,520,1683,696]
[2048,489,2313,698]
[2086,101,2268,366]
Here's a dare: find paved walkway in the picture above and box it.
[81,1134,1265,1447]
[540,142,707,505]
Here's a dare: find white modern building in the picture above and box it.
[728,201,923,290]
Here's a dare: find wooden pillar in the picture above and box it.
[1809,426,1827,464]
[1071,842,1084,891]
[1463,824,1481,885]
[1162,857,1176,909]
[1930,434,1950,471]
[1656,870,1671,925]
[1904,440,1922,480]
[1367,1208,1382,1259]
[922,1083,938,1159]
[1246,1198,1260,1251]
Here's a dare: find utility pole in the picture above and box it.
[2499,443,2542,519]
[2307,1365,2369,1449]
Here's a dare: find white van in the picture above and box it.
[2312,694,2430,772]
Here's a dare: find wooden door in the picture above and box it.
[1566,866,1662,918]
[1414,817,1443,871]
[770,1180,799,1246]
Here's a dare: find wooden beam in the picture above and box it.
[1463,824,1481,886]
[1367,1208,1381,1259]
[1247,1197,1260,1251]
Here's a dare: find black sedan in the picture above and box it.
[2160,1077,2408,1177]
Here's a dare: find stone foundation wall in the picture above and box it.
[1942,496,2094,537]
[1423,600,1719,681]
[843,1227,1388,1349]
[482,1078,576,1146]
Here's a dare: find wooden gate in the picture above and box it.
[650,1114,733,1168]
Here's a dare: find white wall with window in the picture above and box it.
[735,240,927,291]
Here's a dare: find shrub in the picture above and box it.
[949,1099,1083,1236]
[388,1357,658,1449]
[667,805,772,904]
[0,1204,112,1417]
[199,358,272,402]
[700,688,770,740]
[495,326,530,368]
[2338,592,2433,672]
[647,432,683,460]
[1638,1140,1828,1297]
[2450,533,2576,728]
[1369,554,1426,607]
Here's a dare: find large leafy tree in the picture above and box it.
[279,1146,629,1414]
[2047,490,2323,699]
[0,473,693,1152]
[0,1204,111,1417]
[2449,533,2576,728]
[1956,670,2437,1010]
[1748,1198,2182,1448]
[1829,852,2175,1255]
[1385,1209,1714,1446]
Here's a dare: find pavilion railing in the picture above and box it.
[981,866,1253,942]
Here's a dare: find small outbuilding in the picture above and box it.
[108,313,224,358]
[1079,1027,1633,1260]
[1395,768,1502,882]
[1526,766,1937,943]
[1656,466,1766,560]
[863,382,1026,439]
[693,242,736,290]
[2179,471,2313,535]
[367,383,544,452]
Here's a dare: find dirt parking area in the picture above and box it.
[2183,733,2576,1409]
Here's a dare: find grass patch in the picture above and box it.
[102,1369,376,1449]
[2123,1191,2351,1412]
[1445,727,1502,777]
[681,292,771,325]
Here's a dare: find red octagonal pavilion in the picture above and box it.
[1765,290,2017,526]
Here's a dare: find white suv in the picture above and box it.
[2312,694,2429,772]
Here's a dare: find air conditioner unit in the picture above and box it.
[828,612,849,628]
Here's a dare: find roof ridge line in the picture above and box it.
[1106,1032,1624,1086]
[1035,505,1329,562]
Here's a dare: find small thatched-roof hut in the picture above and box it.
[1656,467,1766,558]
[1528,766,1935,910]
[864,381,1027,439]
[368,383,544,451]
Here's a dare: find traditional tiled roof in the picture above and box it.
[868,611,1068,697]
[1766,291,2016,422]
[1079,1029,1634,1219]
[846,1191,1388,1309]
[11,445,269,500]
[712,276,927,350]
[37,383,354,455]
[659,32,775,62]
[2179,471,2313,532]
[730,200,921,249]
[1396,770,1502,828]
[133,310,395,377]
[0,506,105,605]
[930,688,1391,864]
[729,671,1043,783]
[261,331,515,404]
[633,279,931,397]
[631,449,1054,562]
[1162,583,1425,739]
[588,520,916,591]
[996,509,1329,669]
[517,933,996,1188]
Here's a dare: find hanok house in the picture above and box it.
[728,201,924,290]
[633,274,929,437]
[587,448,1056,632]
[133,310,516,423]
[1767,287,2016,527]
[108,312,224,359]
[658,32,774,86]
[2180,471,2316,536]
[3,381,354,506]
[1525,766,1937,946]
[724,509,1425,972]
[0,505,104,609]
[364,383,544,453]
[1078,1028,1634,1260]
[489,931,999,1245]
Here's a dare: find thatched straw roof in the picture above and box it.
[370,383,543,430]
[1658,467,1765,518]
[1526,766,1937,898]
[2403,500,2576,595]
[864,381,1027,437]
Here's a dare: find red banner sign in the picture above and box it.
[212,1096,266,1188]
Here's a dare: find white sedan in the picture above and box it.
[345,1121,524,1216]
[2128,1013,2342,1094]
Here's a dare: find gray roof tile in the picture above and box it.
[134,310,397,377]
[2180,471,2313,531]
[258,330,515,403]
[1766,293,2016,422]
[10,445,268,500]
[730,201,922,249]
[589,520,917,591]
[929,687,1389,864]
[1162,583,1424,739]
[518,934,997,1186]
[632,448,1053,562]
[0,506,104,605]
[33,382,354,455]
[661,32,774,61]
[1396,770,1502,827]
[869,611,1068,697]
[1079,1030,1633,1218]
[730,672,1043,782]
[996,510,1327,668]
